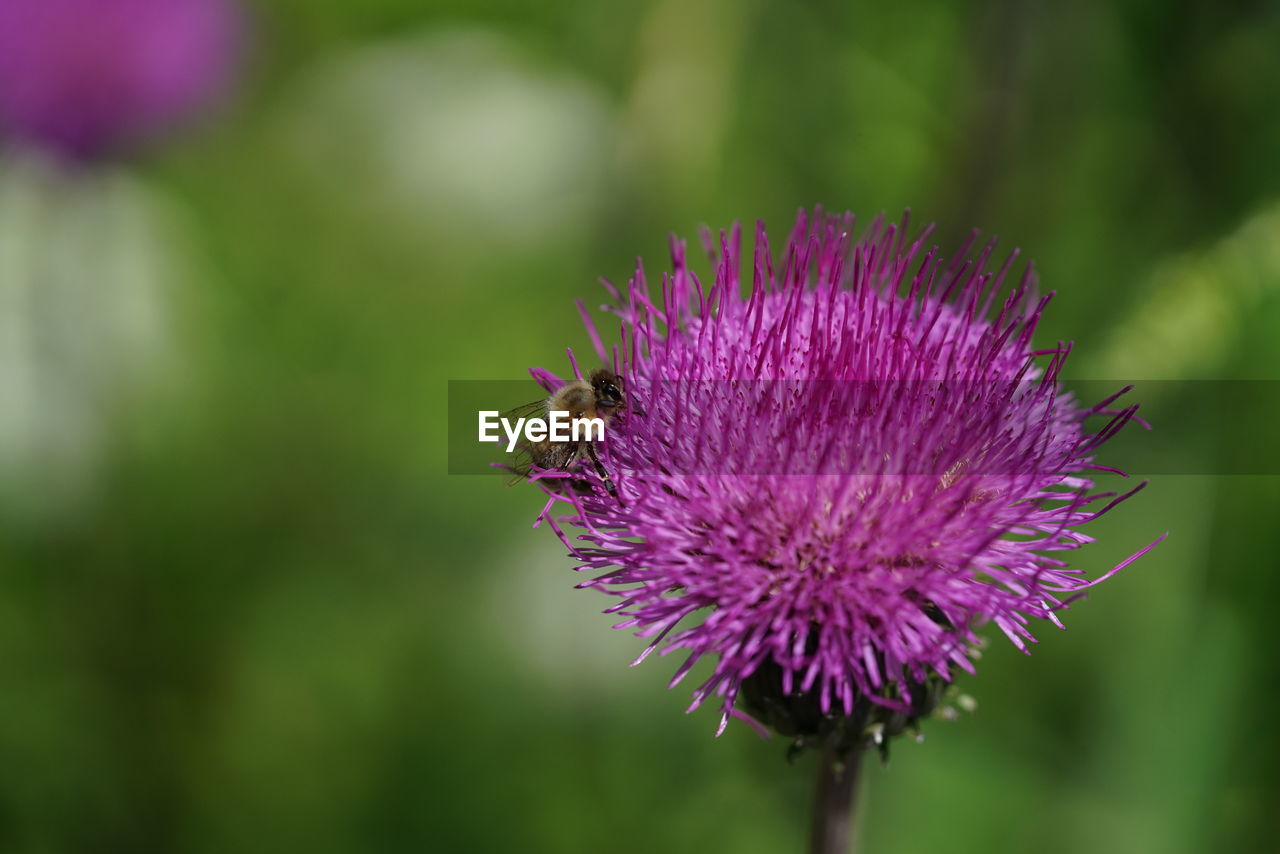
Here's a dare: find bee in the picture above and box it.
[505,368,626,496]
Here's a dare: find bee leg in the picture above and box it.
[584,443,617,497]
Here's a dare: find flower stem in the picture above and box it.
[809,745,862,854]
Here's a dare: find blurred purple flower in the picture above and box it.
[529,208,1164,741]
[0,0,243,161]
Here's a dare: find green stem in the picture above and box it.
[809,745,862,854]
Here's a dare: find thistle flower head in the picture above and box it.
[529,208,1161,742]
[0,0,243,161]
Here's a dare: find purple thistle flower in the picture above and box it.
[0,0,243,161]
[527,208,1163,743]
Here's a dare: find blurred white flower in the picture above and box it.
[283,28,615,246]
[485,534,653,700]
[0,151,192,523]
[1087,202,1280,379]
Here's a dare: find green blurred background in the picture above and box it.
[2,0,1279,851]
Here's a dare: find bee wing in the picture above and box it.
[501,399,547,421]
[504,440,537,486]
[494,400,543,486]
[498,399,584,488]
[505,439,583,487]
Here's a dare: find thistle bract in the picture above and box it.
[529,209,1160,740]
